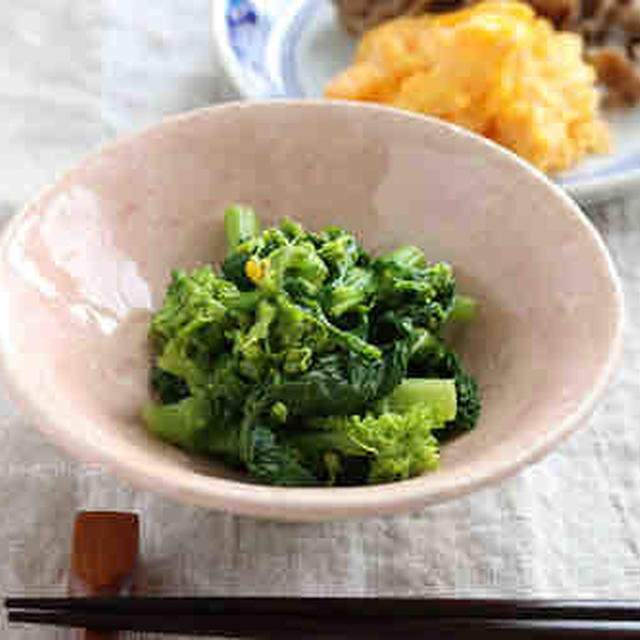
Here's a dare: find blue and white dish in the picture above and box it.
[213,0,640,203]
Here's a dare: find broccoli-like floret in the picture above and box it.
[259,243,329,297]
[409,331,481,434]
[149,266,237,352]
[325,266,377,319]
[289,404,444,484]
[317,228,362,278]
[374,246,456,334]
[230,299,277,381]
[149,266,239,394]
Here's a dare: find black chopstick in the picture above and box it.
[6,598,640,638]
[6,596,640,620]
[7,609,640,638]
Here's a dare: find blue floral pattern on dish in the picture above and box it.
[226,0,282,97]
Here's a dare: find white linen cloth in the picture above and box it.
[1,2,638,637]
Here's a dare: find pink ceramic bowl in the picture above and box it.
[0,101,623,521]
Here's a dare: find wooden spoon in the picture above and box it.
[69,511,139,640]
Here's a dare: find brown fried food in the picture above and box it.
[525,0,580,27]
[587,45,640,105]
[334,0,471,33]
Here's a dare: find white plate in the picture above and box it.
[213,0,640,204]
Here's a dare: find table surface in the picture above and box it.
[1,2,639,638]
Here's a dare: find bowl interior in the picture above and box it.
[0,101,622,520]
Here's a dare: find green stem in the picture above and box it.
[378,245,426,270]
[379,378,457,422]
[224,205,260,253]
[448,294,477,322]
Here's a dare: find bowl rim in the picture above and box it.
[0,100,625,521]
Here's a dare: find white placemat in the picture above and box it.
[1,2,639,638]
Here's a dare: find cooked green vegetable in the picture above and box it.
[409,329,481,435]
[287,404,444,485]
[448,294,477,323]
[224,204,260,253]
[143,205,481,486]
[376,378,457,420]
